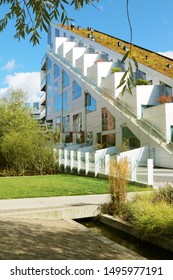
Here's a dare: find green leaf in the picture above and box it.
[132,56,138,69]
[120,70,128,84]
[121,50,130,63]
[116,79,126,90]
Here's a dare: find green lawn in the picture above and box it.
[0,174,152,199]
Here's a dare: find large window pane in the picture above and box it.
[102,107,115,131]
[54,64,60,79]
[62,115,70,133]
[62,71,70,88]
[53,82,62,112]
[47,74,52,98]
[47,57,52,71]
[72,81,81,99]
[62,90,68,112]
[73,113,82,132]
[85,93,96,113]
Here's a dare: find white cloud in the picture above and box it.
[1,59,16,71]
[0,72,41,103]
[158,51,173,59]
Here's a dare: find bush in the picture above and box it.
[126,188,173,239]
[111,67,122,73]
[136,78,149,85]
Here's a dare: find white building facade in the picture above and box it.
[40,23,173,169]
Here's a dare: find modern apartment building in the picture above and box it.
[40,23,173,169]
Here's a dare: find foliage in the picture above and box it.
[157,94,173,104]
[0,0,99,45]
[102,158,129,216]
[136,78,150,85]
[111,67,122,73]
[125,186,173,239]
[152,185,173,205]
[0,89,57,175]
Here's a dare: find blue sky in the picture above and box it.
[0,0,173,102]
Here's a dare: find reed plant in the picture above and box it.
[102,157,129,216]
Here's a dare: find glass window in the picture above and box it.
[102,107,115,131]
[55,28,60,37]
[72,81,81,99]
[136,69,146,81]
[56,117,62,132]
[62,90,68,112]
[47,74,52,98]
[73,113,82,132]
[47,101,51,115]
[160,81,172,96]
[47,57,52,71]
[85,92,96,113]
[33,102,39,109]
[53,82,62,112]
[54,64,60,79]
[70,36,75,41]
[62,71,70,88]
[102,134,115,147]
[62,115,70,133]
[47,25,51,45]
[86,132,93,145]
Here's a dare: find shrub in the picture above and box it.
[136,78,149,85]
[111,67,122,73]
[126,189,173,239]
[152,185,173,205]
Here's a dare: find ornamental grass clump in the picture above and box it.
[126,187,173,240]
[102,157,129,216]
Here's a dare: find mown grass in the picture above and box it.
[0,174,152,200]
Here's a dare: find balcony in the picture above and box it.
[40,76,46,91]
[41,54,46,70]
[40,108,46,119]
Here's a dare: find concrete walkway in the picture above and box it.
[0,194,146,260]
[0,194,110,213]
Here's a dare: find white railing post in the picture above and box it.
[147,159,153,185]
[70,150,74,174]
[77,151,81,174]
[85,152,89,176]
[64,150,68,173]
[95,152,99,177]
[105,154,110,175]
[58,149,63,172]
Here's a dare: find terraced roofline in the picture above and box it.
[60,25,173,79]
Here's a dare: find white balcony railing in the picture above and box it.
[40,108,46,119]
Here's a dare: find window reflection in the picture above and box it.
[54,64,60,79]
[56,116,62,132]
[62,71,70,88]
[72,81,81,99]
[85,92,96,113]
[53,82,62,112]
[73,113,82,132]
[47,57,52,71]
[62,115,70,133]
[102,107,115,131]
[47,74,52,98]
[62,90,68,112]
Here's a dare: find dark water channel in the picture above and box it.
[78,218,173,260]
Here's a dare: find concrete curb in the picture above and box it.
[100,214,173,253]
